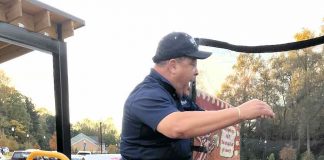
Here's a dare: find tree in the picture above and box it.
[216,28,324,157]
[291,29,324,155]
[217,54,268,158]
[37,107,55,150]
[0,70,10,86]
[0,131,18,151]
[71,118,120,148]
[101,118,120,146]
[49,132,57,151]
[0,70,54,150]
[45,114,56,135]
[279,145,296,160]
[107,144,119,154]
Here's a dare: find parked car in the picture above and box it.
[0,147,9,154]
[11,150,30,160]
[78,154,121,160]
[71,154,85,160]
[11,150,54,160]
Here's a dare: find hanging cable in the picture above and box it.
[195,35,324,53]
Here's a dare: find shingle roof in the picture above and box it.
[71,133,98,145]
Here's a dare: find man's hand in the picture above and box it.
[238,99,275,120]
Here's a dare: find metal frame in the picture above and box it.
[0,22,71,159]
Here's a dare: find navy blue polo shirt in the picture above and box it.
[121,69,201,160]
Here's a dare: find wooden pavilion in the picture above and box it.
[0,0,85,158]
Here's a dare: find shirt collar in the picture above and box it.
[149,68,178,99]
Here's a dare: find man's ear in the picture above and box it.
[168,59,178,74]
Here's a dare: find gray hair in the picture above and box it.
[155,57,188,66]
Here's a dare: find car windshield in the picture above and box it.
[12,152,30,158]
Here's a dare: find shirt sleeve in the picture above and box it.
[130,85,178,131]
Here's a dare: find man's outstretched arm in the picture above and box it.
[157,99,275,139]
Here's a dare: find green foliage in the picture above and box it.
[49,132,57,150]
[0,70,55,150]
[279,145,296,160]
[300,151,315,160]
[1,69,120,152]
[71,118,120,147]
[8,139,19,151]
[0,70,10,85]
[217,29,324,158]
[267,153,275,160]
[317,155,324,160]
[107,144,119,154]
[217,54,265,106]
[0,132,18,151]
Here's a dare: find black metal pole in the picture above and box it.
[53,24,71,159]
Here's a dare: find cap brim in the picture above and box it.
[187,50,212,59]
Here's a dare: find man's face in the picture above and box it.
[174,57,198,92]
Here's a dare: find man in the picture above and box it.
[120,32,275,159]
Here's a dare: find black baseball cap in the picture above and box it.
[152,32,212,63]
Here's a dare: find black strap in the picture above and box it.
[189,80,196,102]
[196,35,324,53]
[191,145,207,153]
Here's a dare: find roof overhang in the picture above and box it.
[0,0,85,63]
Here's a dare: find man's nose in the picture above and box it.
[194,68,198,76]
[194,72,198,76]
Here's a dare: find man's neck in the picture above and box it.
[153,66,183,97]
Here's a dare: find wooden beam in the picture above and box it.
[6,0,22,22]
[34,10,50,32]
[0,3,6,21]
[10,12,34,31]
[39,24,57,39]
[62,20,74,39]
[0,0,84,41]
[0,45,32,63]
[0,41,9,49]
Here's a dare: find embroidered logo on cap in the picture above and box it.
[190,37,197,47]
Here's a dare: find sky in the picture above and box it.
[0,0,323,132]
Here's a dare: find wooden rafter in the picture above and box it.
[0,0,84,63]
[0,0,84,40]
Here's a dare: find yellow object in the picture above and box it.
[26,150,69,160]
